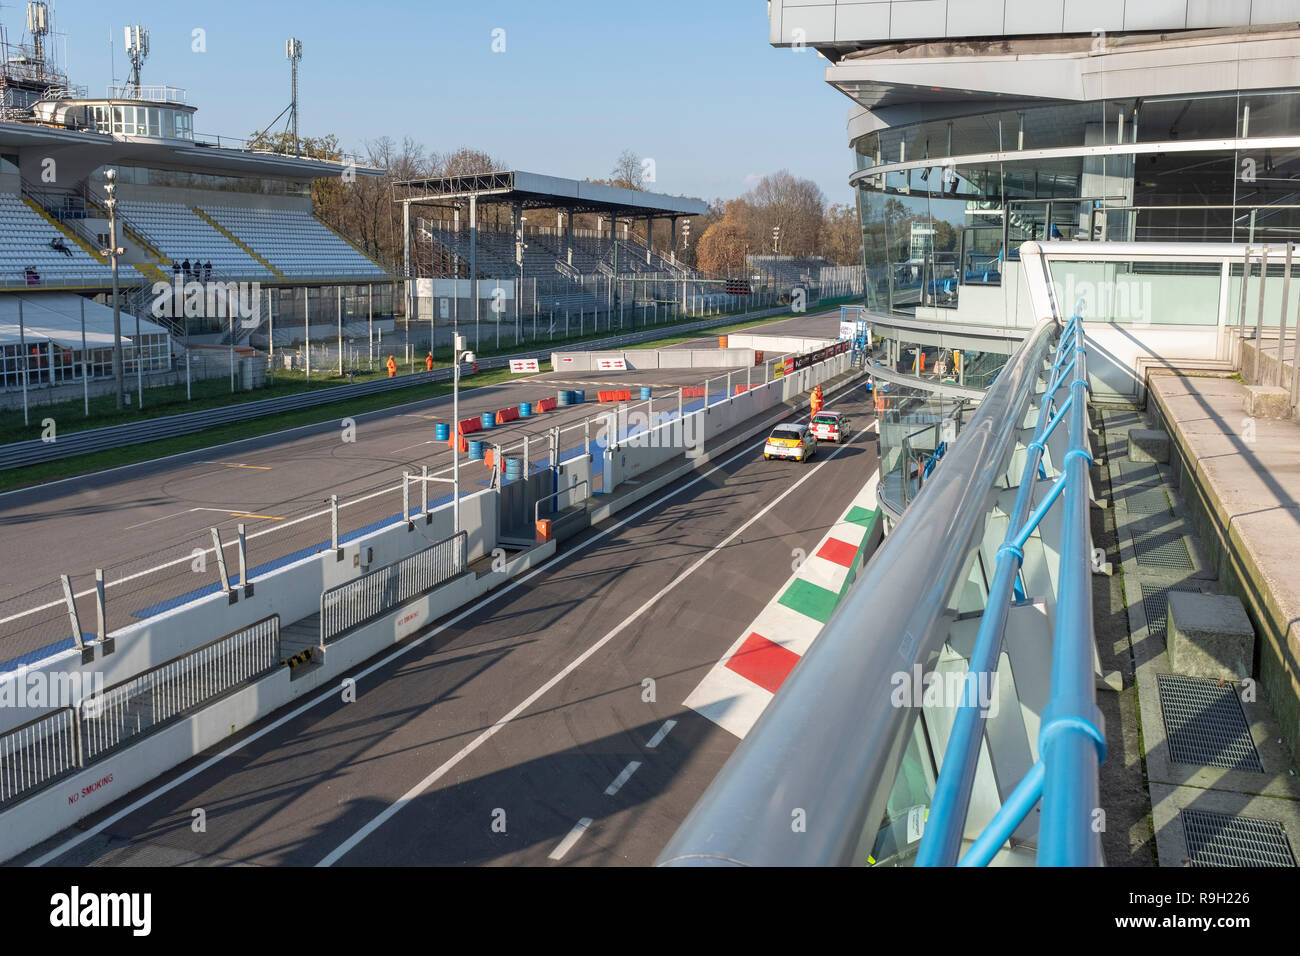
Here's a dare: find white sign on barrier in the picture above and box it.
[840,321,856,340]
[596,357,627,371]
[509,359,540,374]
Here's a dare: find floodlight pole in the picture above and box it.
[103,170,125,410]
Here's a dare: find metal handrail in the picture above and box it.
[655,313,1061,867]
[915,309,1098,866]
[534,480,589,525]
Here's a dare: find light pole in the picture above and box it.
[452,333,475,535]
[772,225,781,254]
[101,169,126,409]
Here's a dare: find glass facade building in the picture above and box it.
[852,90,1300,318]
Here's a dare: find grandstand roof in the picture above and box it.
[394,170,707,218]
[0,121,381,181]
[0,293,170,348]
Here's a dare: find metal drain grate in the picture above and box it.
[1140,584,1200,640]
[1182,810,1296,867]
[1157,674,1264,772]
[1125,488,1173,515]
[1131,528,1194,570]
[1117,460,1163,485]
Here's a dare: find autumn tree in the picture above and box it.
[695,216,750,273]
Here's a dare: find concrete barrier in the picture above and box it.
[0,488,498,735]
[0,541,554,864]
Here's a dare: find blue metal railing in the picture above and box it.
[916,310,1104,867]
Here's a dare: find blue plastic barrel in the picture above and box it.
[520,402,533,417]
[557,390,572,406]
[572,390,585,404]
[640,386,652,400]
[434,423,450,441]
[503,457,523,480]
[468,440,485,461]
[480,412,495,429]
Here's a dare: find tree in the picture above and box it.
[696,216,749,273]
[822,202,863,266]
[610,149,644,190]
[742,171,826,257]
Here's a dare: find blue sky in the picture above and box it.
[8,0,856,206]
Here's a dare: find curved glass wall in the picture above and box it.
[855,89,1300,317]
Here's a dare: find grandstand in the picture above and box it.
[0,2,395,397]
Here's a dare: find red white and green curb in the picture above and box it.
[684,471,884,738]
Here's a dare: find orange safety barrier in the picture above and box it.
[450,433,468,453]
[718,336,728,348]
[733,384,753,395]
[458,416,483,436]
[681,386,706,399]
[535,519,553,543]
[537,397,558,412]
[483,449,495,470]
[495,406,520,424]
[598,389,632,403]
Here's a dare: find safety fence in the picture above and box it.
[319,532,466,646]
[0,614,280,809]
[657,310,1093,867]
[915,310,1102,867]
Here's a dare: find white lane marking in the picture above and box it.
[604,761,642,797]
[28,372,864,868]
[548,817,593,861]
[315,406,868,866]
[646,720,677,749]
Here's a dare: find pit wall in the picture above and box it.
[0,542,553,865]
[0,489,498,734]
[603,353,851,490]
[551,349,756,372]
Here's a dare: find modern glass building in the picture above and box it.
[770,1,1300,515]
[771,1,1300,317]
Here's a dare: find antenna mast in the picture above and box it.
[124,23,148,97]
[26,1,49,81]
[286,37,302,157]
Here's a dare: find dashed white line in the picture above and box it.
[604,761,642,797]
[646,720,677,749]
[548,817,593,861]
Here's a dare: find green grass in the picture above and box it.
[0,363,545,493]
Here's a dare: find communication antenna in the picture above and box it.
[124,24,148,97]
[286,37,302,157]
[26,2,49,80]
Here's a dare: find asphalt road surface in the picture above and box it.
[23,368,879,867]
[0,309,845,668]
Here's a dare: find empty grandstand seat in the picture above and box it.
[202,205,388,280]
[0,194,115,286]
[115,200,272,279]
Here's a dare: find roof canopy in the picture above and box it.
[0,293,170,349]
[394,170,707,218]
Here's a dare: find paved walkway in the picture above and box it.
[1105,372,1300,866]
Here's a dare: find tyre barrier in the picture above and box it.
[520,402,533,417]
[558,390,572,406]
[469,440,486,461]
[434,423,450,441]
[503,457,523,481]
[480,412,496,429]
[572,390,585,404]
[640,386,652,400]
